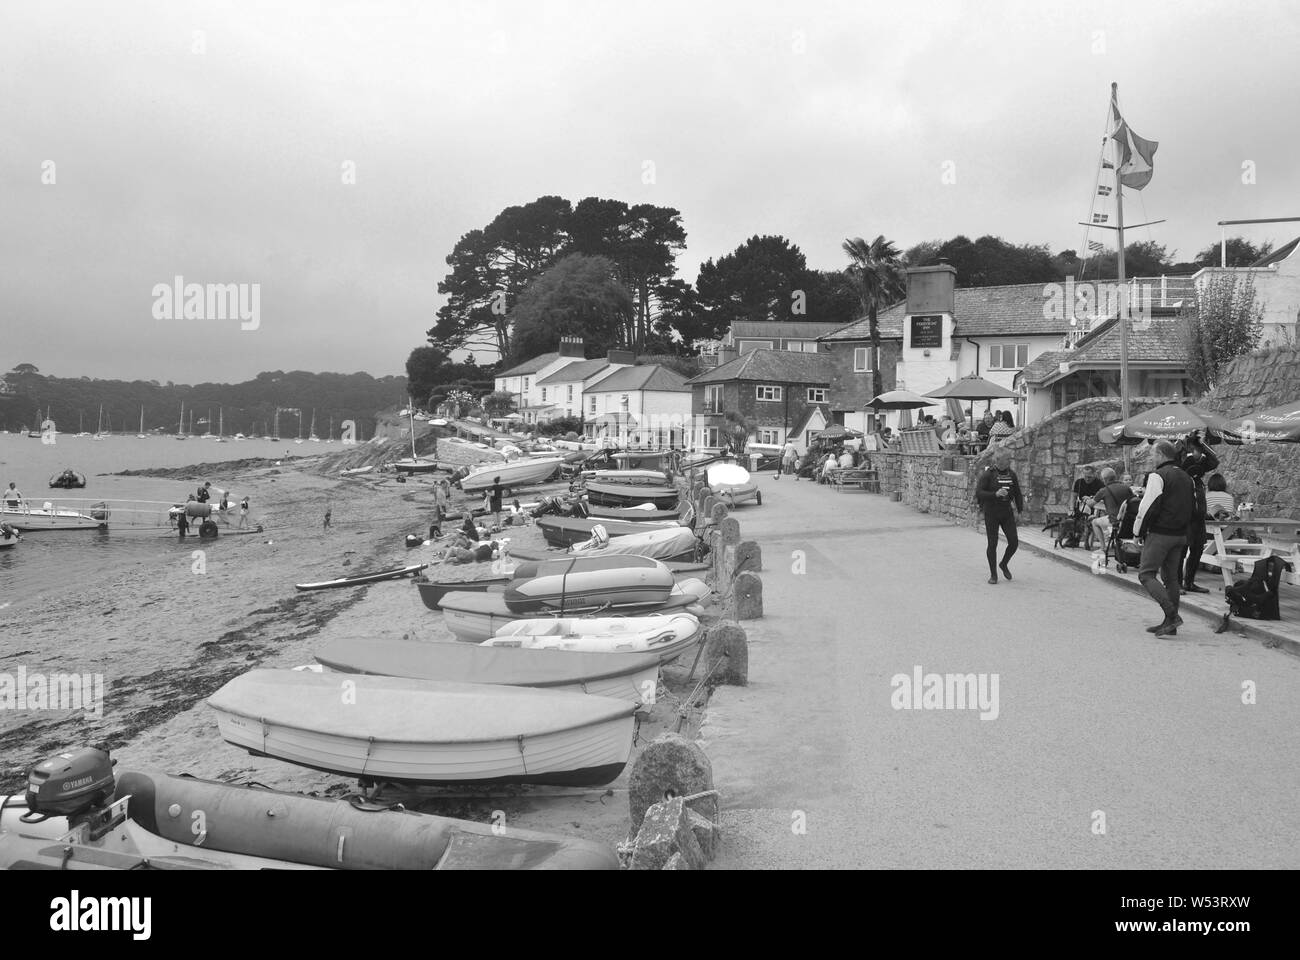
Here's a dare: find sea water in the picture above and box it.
[0,433,323,606]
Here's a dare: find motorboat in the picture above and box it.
[486,613,703,663]
[1,748,616,869]
[459,456,564,494]
[440,578,709,643]
[314,637,661,705]
[208,670,638,786]
[1,501,109,531]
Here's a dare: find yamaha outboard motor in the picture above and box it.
[22,747,116,823]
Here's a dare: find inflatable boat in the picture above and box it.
[440,578,710,642]
[504,555,675,612]
[314,637,661,704]
[486,612,703,663]
[208,670,638,786]
[0,748,617,869]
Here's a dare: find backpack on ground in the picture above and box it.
[1225,556,1287,621]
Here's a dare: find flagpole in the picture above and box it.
[1110,83,1133,478]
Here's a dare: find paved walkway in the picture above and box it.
[703,477,1300,869]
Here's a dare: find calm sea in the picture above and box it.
[0,432,334,605]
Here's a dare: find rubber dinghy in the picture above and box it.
[314,637,662,705]
[537,515,682,548]
[0,753,616,869]
[503,555,675,613]
[486,612,703,664]
[207,669,638,786]
[296,563,428,591]
[569,525,699,562]
[440,578,710,643]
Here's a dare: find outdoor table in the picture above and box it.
[1204,518,1300,589]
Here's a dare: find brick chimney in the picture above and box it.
[606,349,635,365]
[906,264,957,316]
[557,336,586,358]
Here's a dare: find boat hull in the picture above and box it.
[486,613,704,664]
[537,516,681,547]
[208,670,637,786]
[415,576,510,610]
[584,481,678,509]
[504,555,674,612]
[393,459,440,473]
[583,504,681,522]
[460,457,564,493]
[569,526,699,562]
[315,637,661,705]
[1,506,107,531]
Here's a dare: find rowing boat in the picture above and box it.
[536,515,682,547]
[584,480,678,509]
[485,612,703,663]
[314,637,662,704]
[208,669,638,786]
[295,563,428,591]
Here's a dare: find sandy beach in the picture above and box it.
[1,454,709,848]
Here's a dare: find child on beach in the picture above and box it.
[323,504,332,531]
[238,496,249,528]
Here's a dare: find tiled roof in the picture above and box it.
[821,276,1199,342]
[537,359,611,385]
[496,352,561,378]
[1020,316,1187,385]
[730,320,845,342]
[686,349,834,386]
[788,403,828,437]
[589,364,691,393]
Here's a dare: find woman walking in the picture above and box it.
[975,447,1024,584]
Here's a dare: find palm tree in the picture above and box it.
[842,235,906,405]
[722,409,754,458]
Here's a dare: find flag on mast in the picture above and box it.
[1108,88,1158,190]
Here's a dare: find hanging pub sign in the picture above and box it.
[910,315,943,349]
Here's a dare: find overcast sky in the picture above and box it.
[3,0,1298,383]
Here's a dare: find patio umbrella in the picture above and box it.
[1219,397,1300,443]
[923,374,1020,402]
[1097,402,1228,445]
[816,424,864,441]
[866,390,936,410]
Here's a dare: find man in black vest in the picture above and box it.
[1134,440,1195,637]
[1178,430,1220,593]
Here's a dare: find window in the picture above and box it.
[756,385,782,402]
[704,426,721,447]
[759,429,781,445]
[786,341,813,352]
[705,385,723,412]
[739,340,772,353]
[541,387,547,402]
[807,387,827,403]
[853,347,875,373]
[523,378,530,392]
[589,396,597,413]
[567,385,574,402]
[988,344,1030,370]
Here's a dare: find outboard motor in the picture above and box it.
[22,747,116,823]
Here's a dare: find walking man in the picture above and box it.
[1178,430,1219,593]
[975,447,1023,584]
[778,439,797,479]
[1134,439,1194,637]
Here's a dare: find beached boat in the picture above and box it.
[415,575,511,610]
[393,458,440,473]
[569,525,699,562]
[580,468,671,485]
[537,515,683,548]
[440,578,710,642]
[340,465,374,476]
[0,754,616,869]
[708,463,762,506]
[314,637,660,705]
[584,480,678,509]
[583,503,683,522]
[295,562,427,591]
[459,456,564,494]
[504,555,675,612]
[487,613,703,662]
[1,501,109,531]
[208,670,638,786]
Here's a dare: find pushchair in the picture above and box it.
[1103,496,1143,573]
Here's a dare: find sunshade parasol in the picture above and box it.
[1097,402,1227,445]
[1218,397,1300,444]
